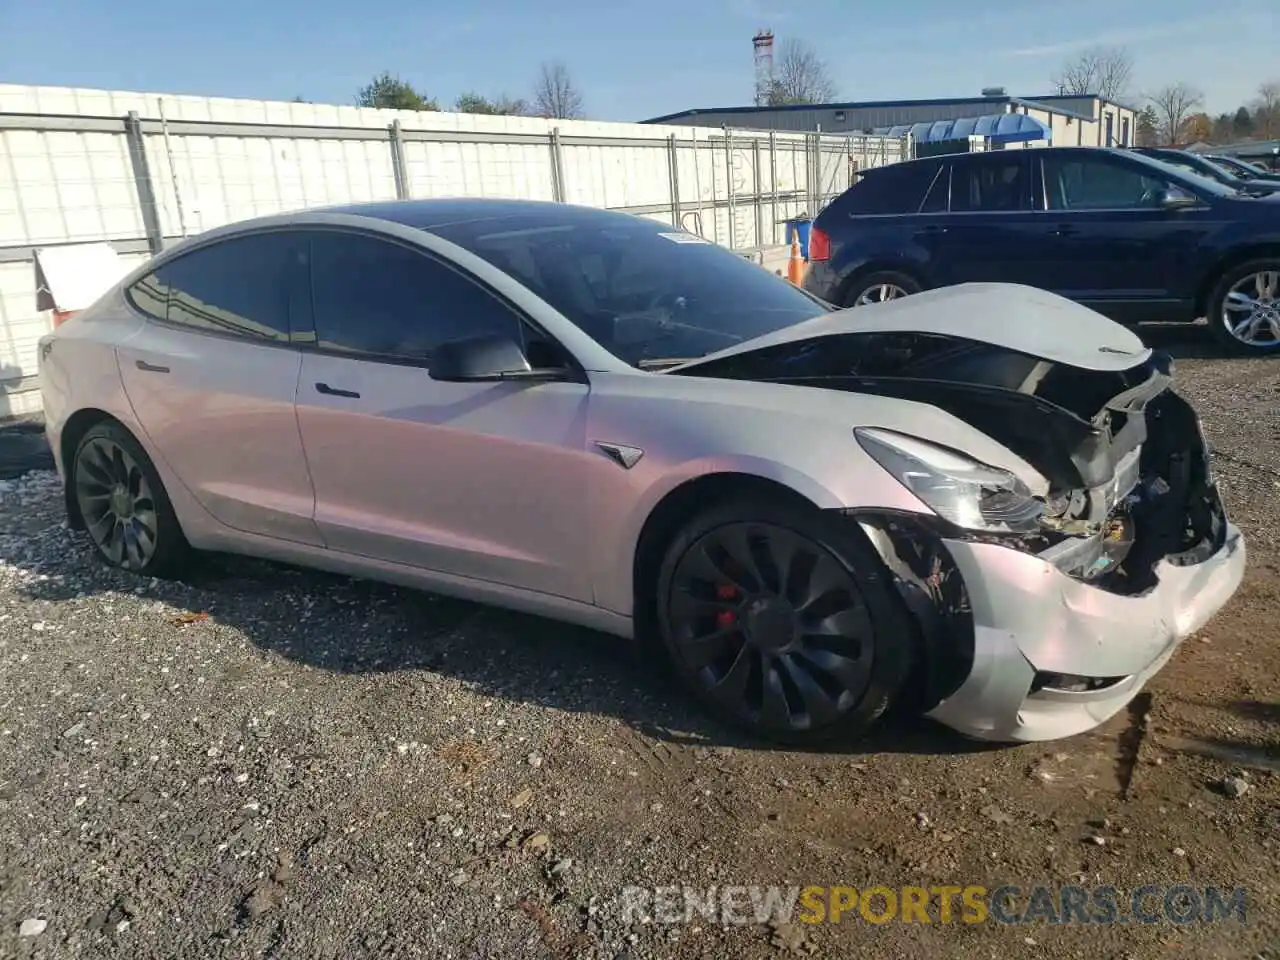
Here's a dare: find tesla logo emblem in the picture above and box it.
[1098,346,1138,355]
[595,442,644,470]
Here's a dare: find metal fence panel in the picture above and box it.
[0,125,146,247]
[0,84,906,412]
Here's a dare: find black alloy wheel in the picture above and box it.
[656,497,914,744]
[72,421,190,576]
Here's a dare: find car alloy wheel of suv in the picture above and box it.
[847,270,922,308]
[1207,259,1280,353]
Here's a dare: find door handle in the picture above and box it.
[914,225,948,236]
[135,360,170,373]
[1052,224,1079,237]
[315,382,360,399]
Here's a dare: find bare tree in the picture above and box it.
[1146,82,1205,145]
[765,39,838,106]
[533,62,584,120]
[1254,80,1280,138]
[1050,45,1134,102]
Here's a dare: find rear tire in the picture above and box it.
[70,421,192,578]
[654,495,915,745]
[843,270,922,308]
[1205,258,1280,355]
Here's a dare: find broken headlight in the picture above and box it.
[855,427,1044,534]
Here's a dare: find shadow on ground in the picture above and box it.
[0,415,53,480]
[1,516,997,760]
[1137,321,1242,360]
[1226,699,1280,725]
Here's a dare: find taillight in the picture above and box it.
[808,225,830,262]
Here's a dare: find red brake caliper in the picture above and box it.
[715,584,738,629]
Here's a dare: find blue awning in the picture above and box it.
[875,113,1052,145]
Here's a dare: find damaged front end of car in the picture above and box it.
[670,330,1229,713]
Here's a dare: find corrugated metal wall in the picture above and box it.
[651,97,1139,141]
[1032,95,1100,117]
[0,84,906,415]
[653,99,1024,134]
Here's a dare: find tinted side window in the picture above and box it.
[307,232,524,362]
[125,232,301,341]
[1042,157,1167,210]
[951,157,1029,212]
[126,272,168,320]
[843,161,942,215]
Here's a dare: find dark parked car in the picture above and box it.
[1205,154,1280,183]
[803,147,1280,354]
[1129,147,1280,195]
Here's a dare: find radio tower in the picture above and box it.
[753,29,775,106]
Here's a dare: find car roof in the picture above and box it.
[312,197,655,233]
[862,146,1138,174]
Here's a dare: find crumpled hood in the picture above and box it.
[671,282,1151,374]
[660,281,1176,501]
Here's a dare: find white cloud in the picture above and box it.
[1006,16,1224,57]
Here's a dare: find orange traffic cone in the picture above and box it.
[786,235,805,286]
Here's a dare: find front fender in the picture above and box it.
[1192,231,1280,312]
[581,372,1049,619]
[588,448,934,618]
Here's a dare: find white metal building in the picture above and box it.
[646,93,1139,152]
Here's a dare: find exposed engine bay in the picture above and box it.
[671,331,1226,594]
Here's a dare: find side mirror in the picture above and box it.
[1159,187,1200,210]
[428,333,569,383]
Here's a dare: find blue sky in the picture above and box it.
[0,0,1274,120]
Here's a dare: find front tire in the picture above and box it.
[1205,259,1280,355]
[71,421,191,577]
[655,496,915,745]
[844,270,921,308]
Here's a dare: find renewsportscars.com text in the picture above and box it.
[619,884,1248,926]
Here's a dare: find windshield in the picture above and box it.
[1206,156,1249,176]
[1217,156,1273,176]
[1150,151,1236,183]
[1182,155,1238,181]
[428,213,832,367]
[1127,152,1241,198]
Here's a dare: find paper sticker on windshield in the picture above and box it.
[659,232,710,243]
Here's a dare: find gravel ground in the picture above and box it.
[1,329,1278,959]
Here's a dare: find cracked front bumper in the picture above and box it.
[924,522,1247,742]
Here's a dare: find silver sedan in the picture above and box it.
[38,199,1246,744]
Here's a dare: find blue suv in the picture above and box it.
[803,147,1280,354]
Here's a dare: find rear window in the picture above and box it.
[838,161,942,215]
